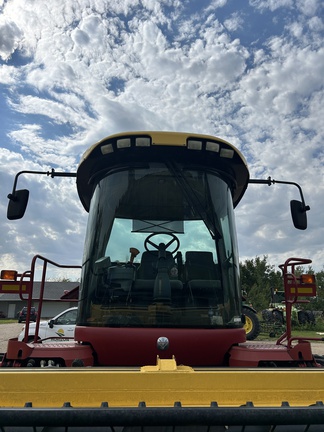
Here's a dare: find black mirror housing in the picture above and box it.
[290,200,307,230]
[7,189,29,220]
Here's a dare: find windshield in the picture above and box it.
[78,163,242,328]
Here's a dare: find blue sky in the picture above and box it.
[0,0,323,278]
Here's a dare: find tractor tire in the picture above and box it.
[261,309,273,322]
[243,307,261,341]
[306,310,316,324]
[298,310,308,325]
[272,309,284,324]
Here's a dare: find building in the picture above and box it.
[0,282,79,319]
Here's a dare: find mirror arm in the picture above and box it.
[7,169,77,201]
[249,176,310,212]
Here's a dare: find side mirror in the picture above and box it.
[49,319,54,329]
[249,178,310,230]
[7,189,29,220]
[290,200,308,230]
[6,169,77,221]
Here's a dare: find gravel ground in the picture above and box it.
[0,322,23,352]
[1,322,324,356]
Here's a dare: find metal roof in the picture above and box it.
[0,282,79,302]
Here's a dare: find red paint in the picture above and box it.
[229,341,315,367]
[2,338,94,367]
[75,326,246,366]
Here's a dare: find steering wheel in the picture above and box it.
[144,233,180,255]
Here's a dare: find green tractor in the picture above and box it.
[242,291,261,341]
[262,287,316,326]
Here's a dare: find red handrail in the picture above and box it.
[20,255,81,343]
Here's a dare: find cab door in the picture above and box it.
[48,308,77,340]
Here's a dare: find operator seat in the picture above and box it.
[185,251,222,306]
[136,251,166,279]
[133,251,183,305]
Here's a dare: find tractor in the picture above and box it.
[242,291,260,341]
[262,286,316,326]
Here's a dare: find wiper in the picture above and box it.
[166,162,222,240]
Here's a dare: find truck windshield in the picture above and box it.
[78,163,242,329]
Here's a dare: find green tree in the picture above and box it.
[240,257,324,313]
[310,269,324,312]
[240,256,282,311]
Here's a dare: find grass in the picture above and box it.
[257,317,324,340]
[258,329,324,340]
[292,330,324,339]
[0,319,18,324]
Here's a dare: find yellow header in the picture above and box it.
[0,367,323,407]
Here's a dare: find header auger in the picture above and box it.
[1,131,323,431]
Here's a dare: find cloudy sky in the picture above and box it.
[0,0,323,280]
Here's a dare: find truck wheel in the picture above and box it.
[243,307,261,341]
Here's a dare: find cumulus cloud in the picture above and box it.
[0,18,23,60]
[0,0,323,274]
[296,0,320,16]
[249,0,294,12]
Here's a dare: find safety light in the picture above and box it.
[117,138,131,148]
[220,148,234,158]
[187,140,202,150]
[206,141,220,152]
[301,274,316,284]
[136,137,151,147]
[101,143,114,154]
[0,270,17,281]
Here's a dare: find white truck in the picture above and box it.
[18,307,77,343]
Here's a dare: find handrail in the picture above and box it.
[277,257,316,348]
[21,255,81,343]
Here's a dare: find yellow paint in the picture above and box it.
[82,131,247,163]
[0,366,323,408]
[56,329,65,336]
[0,284,29,292]
[289,287,315,294]
[141,356,193,372]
